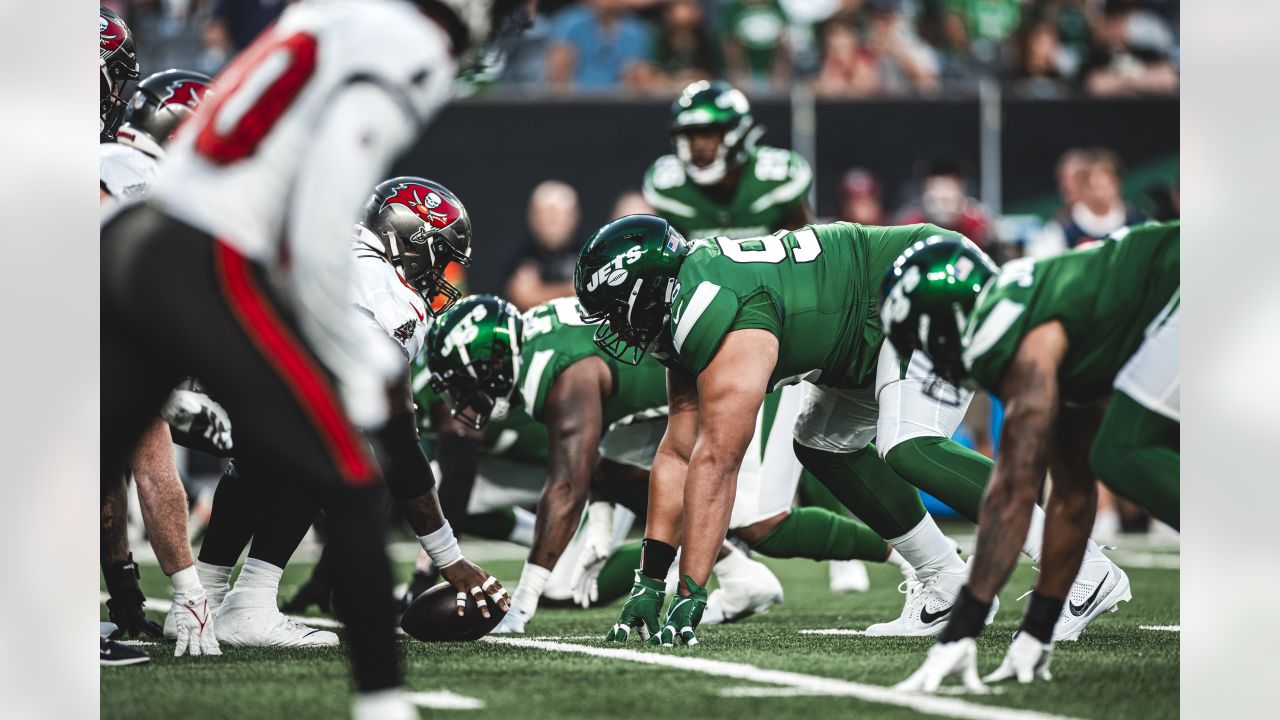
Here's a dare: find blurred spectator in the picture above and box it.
[1055,147,1088,206]
[122,0,228,76]
[721,0,793,92]
[813,18,881,97]
[205,0,288,55]
[1007,19,1071,98]
[547,0,654,93]
[1027,147,1147,258]
[611,189,654,219]
[837,168,885,225]
[862,0,941,94]
[945,0,1021,66]
[638,0,720,91]
[505,181,583,311]
[934,8,982,90]
[1081,0,1178,96]
[894,159,991,248]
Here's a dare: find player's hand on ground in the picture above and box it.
[984,632,1054,685]
[439,559,510,619]
[172,586,220,657]
[648,575,708,647]
[895,638,987,693]
[569,535,612,609]
[604,571,666,643]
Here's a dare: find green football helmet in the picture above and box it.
[879,236,999,386]
[574,214,689,365]
[424,295,523,430]
[669,80,758,186]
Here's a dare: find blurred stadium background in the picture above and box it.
[106,0,1178,534]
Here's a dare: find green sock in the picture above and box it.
[751,506,889,562]
[793,441,927,539]
[595,541,644,605]
[884,437,992,523]
[1090,391,1180,529]
[463,509,516,541]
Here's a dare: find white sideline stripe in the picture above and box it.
[484,636,1080,720]
[798,629,866,636]
[407,691,484,710]
[1140,625,1180,632]
[721,686,1006,699]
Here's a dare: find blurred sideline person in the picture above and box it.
[99,65,230,665]
[889,224,1177,692]
[506,180,582,311]
[894,159,992,249]
[193,178,508,648]
[100,2,534,717]
[1028,148,1146,258]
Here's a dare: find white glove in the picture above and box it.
[984,632,1054,684]
[492,563,550,634]
[172,585,221,657]
[161,389,233,452]
[569,502,615,608]
[895,638,986,694]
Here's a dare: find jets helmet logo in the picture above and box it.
[383,183,461,242]
[161,79,210,110]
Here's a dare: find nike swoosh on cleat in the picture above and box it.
[919,605,952,624]
[1069,572,1108,616]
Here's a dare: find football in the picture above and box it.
[399,582,507,642]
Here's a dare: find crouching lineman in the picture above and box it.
[423,295,913,637]
[573,215,1126,646]
[191,178,508,647]
[890,223,1178,692]
[101,1,532,716]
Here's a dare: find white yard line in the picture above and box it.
[798,629,866,636]
[1139,625,1180,632]
[406,691,484,710]
[484,636,1081,720]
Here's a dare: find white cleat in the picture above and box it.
[1053,555,1131,642]
[829,559,871,593]
[702,556,784,626]
[866,562,999,637]
[214,589,338,647]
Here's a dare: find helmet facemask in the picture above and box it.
[428,356,517,431]
[581,275,678,366]
[397,230,471,316]
[426,298,522,431]
[673,118,756,186]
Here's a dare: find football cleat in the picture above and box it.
[100,637,150,667]
[1053,555,1131,642]
[866,563,999,637]
[702,555,784,626]
[828,559,871,593]
[214,589,338,648]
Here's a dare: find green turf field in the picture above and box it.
[101,546,1178,720]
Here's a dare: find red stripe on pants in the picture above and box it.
[213,240,375,486]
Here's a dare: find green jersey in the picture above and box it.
[662,222,960,388]
[411,355,548,464]
[962,221,1180,404]
[519,297,669,427]
[642,146,812,240]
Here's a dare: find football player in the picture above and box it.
[100,66,229,662]
[192,178,508,648]
[99,5,139,142]
[424,295,912,637]
[100,2,532,716]
[888,224,1178,692]
[573,215,1125,646]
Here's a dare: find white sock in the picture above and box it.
[196,561,233,602]
[1022,505,1105,565]
[884,548,915,580]
[235,558,284,595]
[887,515,966,579]
[508,506,536,546]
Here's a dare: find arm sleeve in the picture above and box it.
[285,81,415,429]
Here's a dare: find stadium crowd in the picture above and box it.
[106,0,1178,97]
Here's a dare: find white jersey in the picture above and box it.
[350,231,430,363]
[149,0,458,428]
[100,142,158,204]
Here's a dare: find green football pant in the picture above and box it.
[793,441,927,540]
[1090,391,1180,529]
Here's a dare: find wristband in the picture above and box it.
[419,521,463,568]
[512,563,552,610]
[170,565,201,594]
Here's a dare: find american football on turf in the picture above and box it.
[399,582,506,642]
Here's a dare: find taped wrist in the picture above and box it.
[640,538,677,581]
[373,411,435,501]
[419,521,463,568]
[1020,591,1065,644]
[937,586,992,643]
[512,563,551,611]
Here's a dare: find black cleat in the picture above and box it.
[101,637,150,667]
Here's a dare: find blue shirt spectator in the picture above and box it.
[547,1,653,92]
